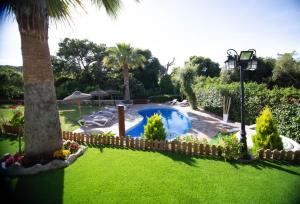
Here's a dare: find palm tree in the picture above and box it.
[103,43,146,101]
[0,0,135,162]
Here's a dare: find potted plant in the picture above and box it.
[1,105,24,135]
[223,96,231,123]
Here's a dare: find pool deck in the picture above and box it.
[73,103,241,139]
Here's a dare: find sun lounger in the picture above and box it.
[178,99,189,106]
[168,99,177,105]
[78,115,112,127]
[91,110,115,118]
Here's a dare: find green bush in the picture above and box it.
[194,79,300,140]
[175,135,208,144]
[0,67,23,100]
[252,107,283,150]
[148,94,181,103]
[273,103,300,142]
[143,114,166,140]
[218,134,242,161]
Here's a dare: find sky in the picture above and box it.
[0,0,300,69]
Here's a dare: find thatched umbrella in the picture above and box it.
[63,91,91,116]
[90,89,109,106]
[105,89,121,105]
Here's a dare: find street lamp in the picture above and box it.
[224,49,258,159]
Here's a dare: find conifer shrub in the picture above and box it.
[252,107,283,150]
[143,114,166,140]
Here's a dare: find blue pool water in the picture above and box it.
[125,107,191,140]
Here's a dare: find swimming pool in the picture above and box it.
[125,107,191,140]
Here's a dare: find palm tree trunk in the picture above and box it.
[15,1,62,162]
[123,64,130,101]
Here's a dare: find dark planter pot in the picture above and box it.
[2,124,23,135]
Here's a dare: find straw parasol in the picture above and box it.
[105,89,121,105]
[90,89,109,106]
[63,91,91,116]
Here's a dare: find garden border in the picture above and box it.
[62,131,300,163]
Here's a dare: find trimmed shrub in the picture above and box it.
[143,114,166,140]
[252,107,283,150]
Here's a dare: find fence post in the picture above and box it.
[140,139,145,150]
[265,149,271,159]
[182,142,187,154]
[118,105,125,138]
[279,150,286,160]
[130,138,134,148]
[188,142,192,155]
[199,144,204,155]
[194,143,199,156]
[149,140,153,150]
[217,146,223,157]
[272,149,279,160]
[211,145,217,156]
[294,150,300,163]
[125,137,130,148]
[120,137,124,147]
[257,149,264,159]
[205,144,210,155]
[286,151,293,161]
[116,137,120,146]
[159,140,165,151]
[171,141,175,152]
[135,138,140,149]
[154,140,158,150]
[177,141,181,153]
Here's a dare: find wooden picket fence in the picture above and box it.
[257,149,300,163]
[62,131,223,157]
[62,131,300,163]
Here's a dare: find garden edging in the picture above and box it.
[0,145,87,176]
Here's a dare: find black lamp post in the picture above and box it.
[224,49,258,159]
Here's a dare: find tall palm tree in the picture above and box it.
[0,0,135,162]
[103,43,146,101]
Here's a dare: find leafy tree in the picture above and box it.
[186,56,221,77]
[159,75,175,94]
[272,52,300,88]
[132,49,163,95]
[0,0,129,163]
[0,67,23,99]
[56,38,106,71]
[179,64,197,109]
[103,43,146,101]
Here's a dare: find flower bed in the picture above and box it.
[0,140,86,176]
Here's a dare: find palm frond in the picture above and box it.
[0,0,15,21]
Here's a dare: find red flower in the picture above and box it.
[8,105,17,110]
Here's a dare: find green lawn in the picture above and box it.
[0,104,100,131]
[1,136,300,204]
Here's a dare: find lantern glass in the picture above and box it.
[240,51,253,61]
[228,58,235,69]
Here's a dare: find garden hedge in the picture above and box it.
[194,82,300,142]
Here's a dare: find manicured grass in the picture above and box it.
[1,136,300,204]
[0,104,100,131]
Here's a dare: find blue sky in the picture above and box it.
[0,0,300,69]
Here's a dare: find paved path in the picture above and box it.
[74,104,240,139]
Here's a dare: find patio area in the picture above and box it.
[73,104,240,139]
